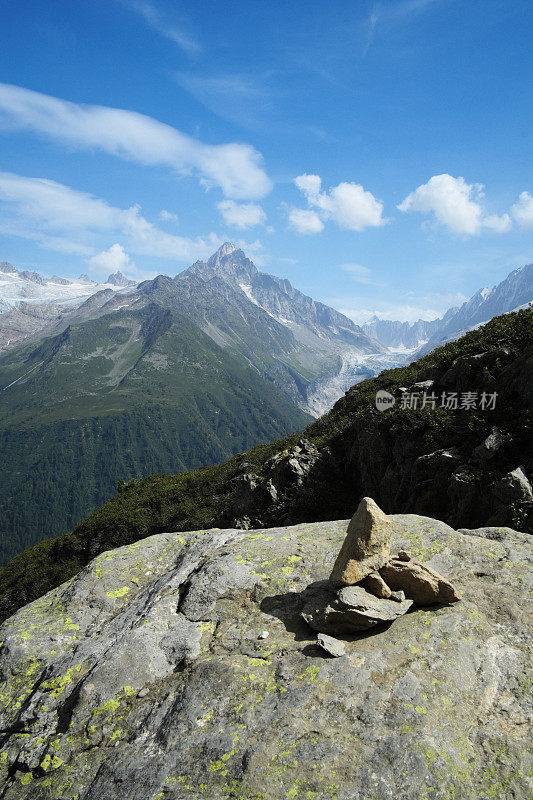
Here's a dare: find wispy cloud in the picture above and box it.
[120,0,201,56]
[175,72,273,129]
[340,263,375,285]
[0,83,272,200]
[363,0,443,57]
[217,200,266,230]
[0,171,221,269]
[159,209,179,223]
[511,191,533,229]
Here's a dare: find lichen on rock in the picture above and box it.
[0,514,530,799]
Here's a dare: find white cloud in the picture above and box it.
[0,171,221,265]
[340,263,374,284]
[511,191,533,228]
[398,174,512,235]
[159,209,179,223]
[217,200,266,229]
[0,83,272,200]
[293,173,385,232]
[288,207,324,234]
[484,213,512,233]
[121,0,201,55]
[88,244,135,278]
[294,173,322,197]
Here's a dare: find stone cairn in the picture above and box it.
[302,497,460,657]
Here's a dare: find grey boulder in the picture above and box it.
[0,515,530,800]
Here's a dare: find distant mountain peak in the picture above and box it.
[216,242,238,257]
[207,242,249,272]
[106,270,136,287]
[0,262,44,283]
[48,275,73,286]
[184,243,257,286]
[78,274,96,284]
[18,269,44,284]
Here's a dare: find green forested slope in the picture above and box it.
[1,308,530,623]
[0,302,310,563]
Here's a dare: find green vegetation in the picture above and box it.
[0,303,310,565]
[0,309,531,623]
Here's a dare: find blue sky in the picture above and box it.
[0,0,532,320]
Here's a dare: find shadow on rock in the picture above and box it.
[260,580,400,648]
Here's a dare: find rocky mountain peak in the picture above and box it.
[17,269,44,284]
[106,270,136,287]
[0,262,44,283]
[181,243,259,287]
[207,242,255,279]
[216,241,238,258]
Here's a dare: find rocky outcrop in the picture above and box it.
[231,439,321,524]
[0,515,530,799]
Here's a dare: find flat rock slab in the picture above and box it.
[302,582,413,634]
[338,584,414,620]
[0,514,531,800]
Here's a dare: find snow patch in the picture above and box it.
[0,269,135,314]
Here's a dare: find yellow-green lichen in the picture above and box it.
[106,586,130,599]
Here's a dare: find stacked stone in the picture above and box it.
[303,497,460,656]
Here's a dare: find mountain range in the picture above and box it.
[0,244,388,564]
[362,262,533,352]
[0,245,531,565]
[0,262,136,350]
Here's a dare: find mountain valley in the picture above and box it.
[0,246,531,566]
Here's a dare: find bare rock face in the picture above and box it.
[380,557,461,605]
[329,497,391,585]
